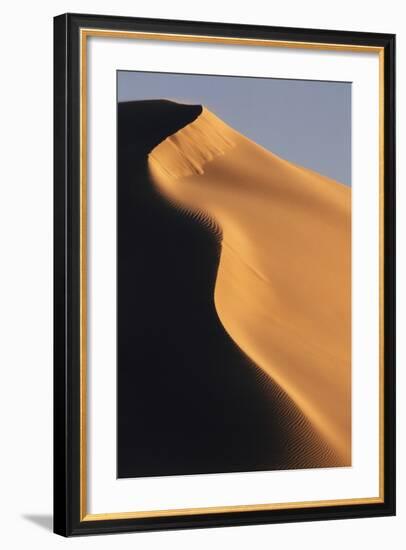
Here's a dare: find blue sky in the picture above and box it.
[118,71,351,185]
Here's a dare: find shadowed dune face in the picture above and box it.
[118,99,203,156]
[149,105,351,465]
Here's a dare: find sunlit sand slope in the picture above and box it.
[149,107,351,465]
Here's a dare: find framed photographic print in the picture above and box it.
[53,13,396,536]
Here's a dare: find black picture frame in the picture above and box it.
[54,12,396,537]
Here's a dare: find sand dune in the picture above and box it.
[148,106,351,465]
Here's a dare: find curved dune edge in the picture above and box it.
[148,106,351,466]
[149,108,236,178]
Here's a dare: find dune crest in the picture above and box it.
[148,106,351,466]
[149,108,236,178]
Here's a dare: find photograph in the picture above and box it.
[117,72,352,478]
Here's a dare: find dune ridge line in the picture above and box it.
[149,108,237,178]
[148,105,351,466]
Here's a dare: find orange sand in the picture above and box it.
[148,108,351,465]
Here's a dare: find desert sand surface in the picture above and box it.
[149,106,351,466]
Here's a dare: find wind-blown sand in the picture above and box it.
[149,106,351,465]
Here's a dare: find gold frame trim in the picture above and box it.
[79,28,385,522]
